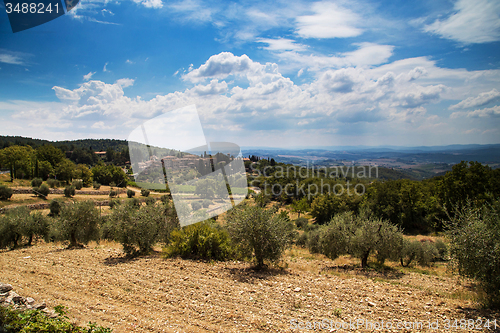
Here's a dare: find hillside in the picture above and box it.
[1,241,499,333]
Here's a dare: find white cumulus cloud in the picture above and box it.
[83,72,96,81]
[296,2,363,38]
[449,89,500,109]
[424,0,500,44]
[451,105,500,118]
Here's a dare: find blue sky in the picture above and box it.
[0,0,499,147]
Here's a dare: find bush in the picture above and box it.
[296,232,308,247]
[0,305,112,333]
[127,189,135,198]
[54,200,100,248]
[129,197,141,208]
[305,223,320,232]
[49,199,61,216]
[31,178,43,188]
[434,239,448,260]
[109,189,118,198]
[109,198,121,209]
[201,199,211,208]
[294,217,309,230]
[191,201,202,211]
[307,211,403,268]
[93,181,101,190]
[254,192,270,208]
[163,221,234,260]
[33,184,50,198]
[0,185,13,200]
[141,189,150,197]
[225,204,296,268]
[109,182,116,187]
[160,195,170,204]
[446,201,500,308]
[145,197,156,206]
[64,185,75,198]
[46,179,60,188]
[72,179,83,190]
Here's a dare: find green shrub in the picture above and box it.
[0,305,112,333]
[0,185,13,200]
[163,221,234,260]
[225,204,296,268]
[141,189,150,197]
[254,192,270,208]
[46,179,60,188]
[201,199,211,208]
[305,223,320,232]
[160,195,170,204]
[31,178,43,188]
[54,200,100,248]
[434,239,448,260]
[129,197,141,208]
[145,197,156,205]
[158,200,181,244]
[33,184,50,198]
[294,217,309,230]
[109,198,121,209]
[127,189,135,198]
[72,179,83,190]
[109,189,118,198]
[306,227,323,254]
[93,181,101,190]
[191,201,202,211]
[446,201,500,308]
[296,232,308,247]
[49,199,61,217]
[109,182,116,187]
[64,185,75,198]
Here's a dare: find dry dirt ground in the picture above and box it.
[1,242,499,333]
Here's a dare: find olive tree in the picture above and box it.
[307,211,403,268]
[55,200,100,248]
[225,204,296,269]
[104,201,179,256]
[446,200,500,308]
[0,207,49,248]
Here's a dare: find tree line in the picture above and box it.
[0,144,129,186]
[248,159,500,233]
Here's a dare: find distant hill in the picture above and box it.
[242,144,500,165]
[0,136,128,152]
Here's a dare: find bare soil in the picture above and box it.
[1,242,499,332]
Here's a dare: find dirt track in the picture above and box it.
[1,242,498,332]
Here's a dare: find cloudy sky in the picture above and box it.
[1,0,499,148]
